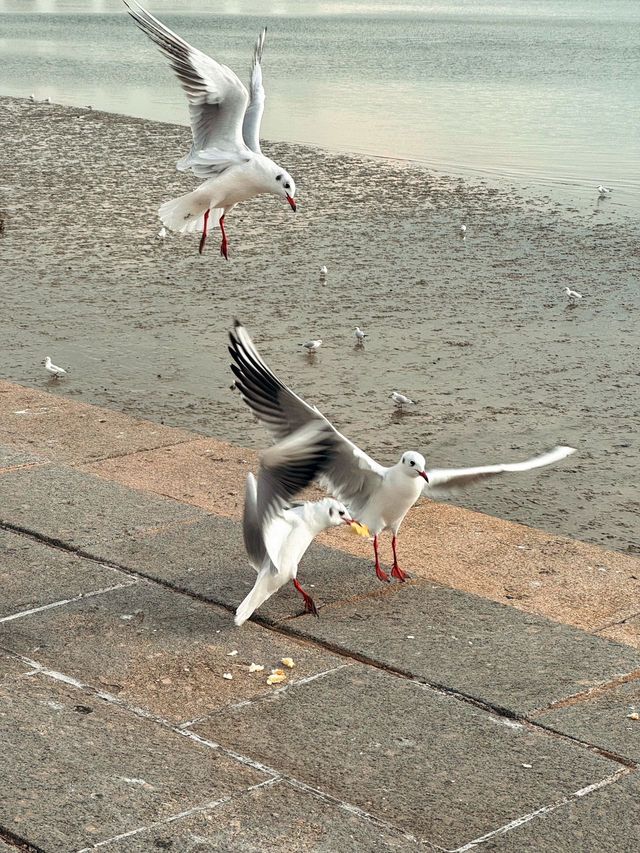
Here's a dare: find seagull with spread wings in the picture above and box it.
[229,322,576,583]
[123,2,297,258]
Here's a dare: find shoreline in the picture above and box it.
[1,96,638,555]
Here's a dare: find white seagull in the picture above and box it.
[459,224,467,236]
[597,185,612,198]
[123,1,296,259]
[157,226,167,240]
[565,286,583,302]
[302,339,322,353]
[391,392,415,410]
[355,327,367,343]
[229,322,576,583]
[43,356,67,379]
[236,422,361,624]
[319,265,328,277]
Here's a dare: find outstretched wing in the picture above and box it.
[242,28,266,153]
[424,446,576,497]
[123,1,250,173]
[229,321,386,518]
[242,472,266,572]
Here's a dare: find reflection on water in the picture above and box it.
[0,0,638,208]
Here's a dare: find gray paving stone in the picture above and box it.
[0,672,263,852]
[0,650,34,681]
[0,443,43,469]
[105,514,388,621]
[482,772,640,852]
[536,678,640,763]
[0,528,128,619]
[0,465,205,550]
[193,665,619,849]
[284,583,640,716]
[103,779,417,852]
[0,581,344,725]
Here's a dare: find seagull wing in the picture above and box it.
[242,28,266,153]
[424,446,576,497]
[124,1,250,173]
[229,322,386,518]
[242,473,267,572]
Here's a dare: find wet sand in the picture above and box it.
[0,96,638,554]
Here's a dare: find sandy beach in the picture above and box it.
[0,96,638,554]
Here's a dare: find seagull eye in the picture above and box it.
[284,182,291,190]
[275,174,282,182]
[410,461,415,467]
[339,510,345,517]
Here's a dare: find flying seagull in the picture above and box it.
[229,322,576,583]
[123,1,296,259]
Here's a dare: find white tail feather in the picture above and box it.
[159,189,222,235]
[235,566,285,626]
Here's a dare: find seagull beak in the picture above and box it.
[420,471,429,483]
[286,194,297,212]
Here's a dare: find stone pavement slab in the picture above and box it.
[535,678,640,764]
[598,613,640,649]
[0,581,345,725]
[193,665,620,850]
[0,379,195,464]
[101,779,416,853]
[0,671,263,853]
[0,465,205,550]
[0,528,131,620]
[284,583,640,716]
[482,772,640,852]
[0,840,16,852]
[0,651,33,681]
[0,443,43,470]
[103,514,390,621]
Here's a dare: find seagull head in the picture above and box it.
[321,499,361,529]
[400,451,429,483]
[272,166,297,212]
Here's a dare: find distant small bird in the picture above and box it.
[355,327,367,343]
[43,356,67,379]
[391,392,415,410]
[44,96,52,104]
[319,265,328,277]
[157,226,167,240]
[29,94,36,102]
[459,224,467,236]
[597,185,612,198]
[302,339,322,353]
[85,104,93,111]
[564,287,583,302]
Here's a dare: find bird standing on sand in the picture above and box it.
[157,226,167,240]
[43,356,67,379]
[229,322,576,584]
[565,286,583,303]
[302,339,322,354]
[236,422,363,624]
[123,1,296,259]
[319,265,328,277]
[597,185,612,199]
[391,391,415,410]
[459,224,467,237]
[355,327,367,344]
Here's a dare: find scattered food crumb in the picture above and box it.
[281,657,295,669]
[227,650,239,657]
[249,663,265,672]
[521,763,532,769]
[627,712,639,721]
[222,673,233,681]
[406,635,415,639]
[267,668,287,685]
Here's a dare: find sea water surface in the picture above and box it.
[0,0,639,210]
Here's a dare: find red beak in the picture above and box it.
[420,471,429,483]
[286,194,297,212]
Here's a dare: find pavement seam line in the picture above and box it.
[0,579,139,624]
[73,777,280,852]
[450,767,632,852]
[3,520,639,770]
[528,666,640,715]
[72,435,203,467]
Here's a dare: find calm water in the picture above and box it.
[0,0,639,209]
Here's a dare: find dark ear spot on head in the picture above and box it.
[329,506,334,517]
[276,174,283,182]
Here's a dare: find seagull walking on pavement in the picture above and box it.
[302,339,322,354]
[565,286,583,302]
[229,322,576,583]
[236,422,363,624]
[43,356,67,379]
[123,1,296,259]
[391,392,415,410]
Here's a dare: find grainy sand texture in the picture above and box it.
[0,96,638,553]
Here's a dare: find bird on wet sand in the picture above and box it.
[229,321,577,584]
[302,339,322,354]
[391,391,415,410]
[565,286,583,303]
[236,422,362,624]
[43,356,67,379]
[355,327,367,343]
[123,1,296,259]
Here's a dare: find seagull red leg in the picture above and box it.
[373,535,390,583]
[391,535,410,582]
[293,578,319,617]
[219,213,229,259]
[198,208,210,255]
